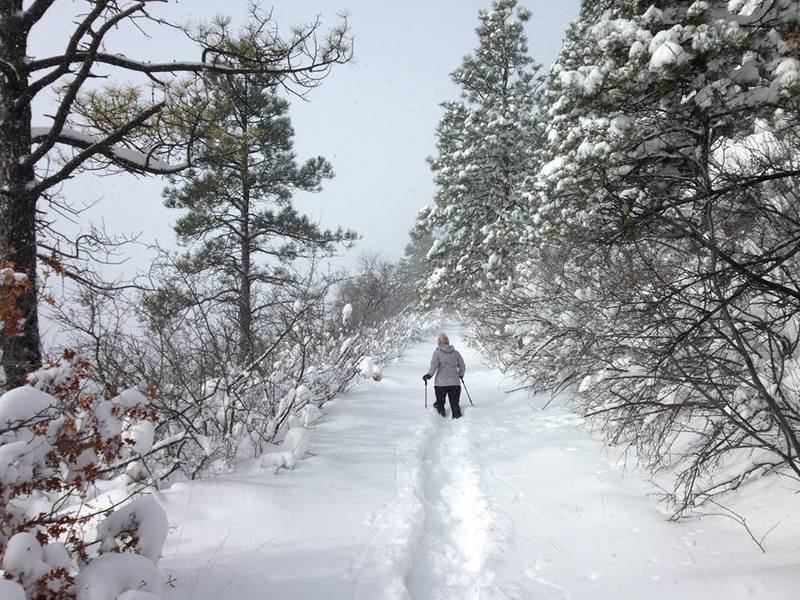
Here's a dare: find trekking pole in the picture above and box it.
[424,379,428,409]
[460,377,474,406]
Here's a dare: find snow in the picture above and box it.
[42,543,71,571]
[728,0,767,16]
[539,156,565,182]
[0,386,56,432]
[0,426,51,488]
[30,127,184,172]
[126,419,156,455]
[773,57,800,90]
[342,303,353,325]
[302,404,323,427]
[0,580,25,600]
[0,268,27,286]
[113,388,149,410]
[642,5,664,23]
[687,0,711,17]
[649,41,689,71]
[2,533,51,586]
[358,356,383,381]
[94,388,149,441]
[558,69,585,91]
[260,425,310,471]
[582,66,603,95]
[713,130,791,175]
[97,496,168,561]
[157,330,800,599]
[75,553,167,600]
[117,593,161,600]
[26,363,78,392]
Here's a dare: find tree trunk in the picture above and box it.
[238,139,252,366]
[0,2,42,387]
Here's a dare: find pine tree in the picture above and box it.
[164,27,356,365]
[533,0,800,242]
[0,3,349,387]
[504,0,800,509]
[580,0,613,22]
[417,0,542,302]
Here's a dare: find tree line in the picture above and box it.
[0,3,431,598]
[417,0,800,515]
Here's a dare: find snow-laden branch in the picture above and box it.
[97,431,188,477]
[26,1,153,165]
[31,126,182,173]
[29,106,188,194]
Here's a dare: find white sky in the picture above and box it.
[31,0,580,275]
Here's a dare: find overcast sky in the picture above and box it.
[32,0,580,275]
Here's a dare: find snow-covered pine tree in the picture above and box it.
[535,0,800,240]
[579,0,614,22]
[499,0,800,510]
[164,24,357,365]
[417,0,542,302]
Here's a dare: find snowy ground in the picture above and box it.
[158,331,800,599]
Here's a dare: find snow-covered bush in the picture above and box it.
[358,357,383,382]
[0,351,166,598]
[59,249,437,479]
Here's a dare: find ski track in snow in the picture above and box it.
[405,416,494,600]
[160,327,800,600]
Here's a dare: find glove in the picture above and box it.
[422,374,431,382]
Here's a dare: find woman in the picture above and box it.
[422,333,466,419]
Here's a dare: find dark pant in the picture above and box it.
[434,385,462,419]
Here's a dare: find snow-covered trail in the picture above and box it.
[405,415,493,599]
[158,331,800,600]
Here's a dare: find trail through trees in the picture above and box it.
[159,332,799,600]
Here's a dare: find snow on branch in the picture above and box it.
[30,126,185,176]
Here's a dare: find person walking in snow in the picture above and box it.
[423,333,466,419]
